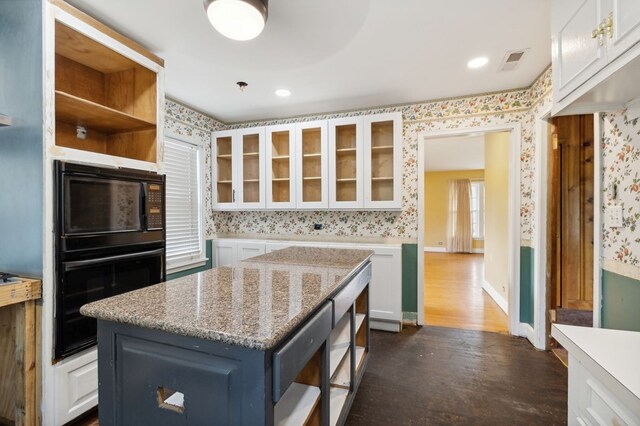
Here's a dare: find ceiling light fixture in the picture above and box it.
[467,56,489,69]
[204,0,268,41]
[275,89,291,97]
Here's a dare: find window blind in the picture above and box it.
[164,138,204,271]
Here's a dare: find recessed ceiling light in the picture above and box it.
[275,89,291,97]
[467,56,489,69]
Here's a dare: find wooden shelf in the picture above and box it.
[0,114,12,127]
[355,345,366,373]
[274,382,320,426]
[329,387,349,426]
[244,179,259,183]
[243,152,259,157]
[371,177,393,181]
[336,148,356,153]
[272,178,290,182]
[336,178,356,183]
[303,153,322,158]
[272,155,290,161]
[217,154,233,159]
[371,145,393,152]
[55,91,155,134]
[217,180,232,184]
[329,315,351,376]
[303,176,321,181]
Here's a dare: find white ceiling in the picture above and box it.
[424,135,485,172]
[66,0,551,123]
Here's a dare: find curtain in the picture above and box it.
[446,179,473,253]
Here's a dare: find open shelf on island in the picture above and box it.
[331,346,366,389]
[329,387,349,426]
[56,91,156,134]
[329,314,351,377]
[274,382,321,426]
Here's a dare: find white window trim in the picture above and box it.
[164,132,207,274]
[471,180,485,240]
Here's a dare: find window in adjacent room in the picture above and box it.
[471,181,485,239]
[165,136,206,272]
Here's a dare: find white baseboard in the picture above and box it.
[518,322,536,345]
[424,246,446,252]
[472,248,484,254]
[482,280,508,314]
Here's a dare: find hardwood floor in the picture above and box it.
[424,252,509,334]
[347,326,567,425]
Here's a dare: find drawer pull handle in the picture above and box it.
[157,386,185,414]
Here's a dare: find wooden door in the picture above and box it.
[550,115,594,312]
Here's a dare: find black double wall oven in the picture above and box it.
[54,161,166,359]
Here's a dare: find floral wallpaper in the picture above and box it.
[163,70,553,245]
[601,110,640,269]
[216,67,552,243]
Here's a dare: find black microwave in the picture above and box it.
[54,160,166,256]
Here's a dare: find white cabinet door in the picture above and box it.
[213,240,237,267]
[236,127,265,209]
[266,124,296,209]
[295,120,328,209]
[237,241,266,261]
[212,130,237,210]
[552,0,610,102]
[610,0,640,59]
[368,246,402,324]
[363,112,403,210]
[328,117,364,209]
[54,349,98,425]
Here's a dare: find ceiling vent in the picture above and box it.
[499,49,529,72]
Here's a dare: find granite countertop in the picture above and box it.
[81,247,373,350]
[211,232,414,245]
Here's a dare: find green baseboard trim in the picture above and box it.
[402,243,418,313]
[602,269,640,331]
[166,240,213,281]
[519,246,534,326]
[403,312,418,322]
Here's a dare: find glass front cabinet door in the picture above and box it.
[212,128,265,210]
[295,120,328,209]
[266,124,296,209]
[363,112,402,209]
[328,117,364,209]
[212,130,236,210]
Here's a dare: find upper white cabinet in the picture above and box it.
[328,117,364,209]
[266,124,296,209]
[212,112,403,211]
[552,0,609,103]
[552,0,640,116]
[212,128,266,210]
[295,120,328,209]
[364,112,403,209]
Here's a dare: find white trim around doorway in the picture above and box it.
[417,123,521,336]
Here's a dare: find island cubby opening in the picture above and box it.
[274,348,323,425]
[54,21,158,163]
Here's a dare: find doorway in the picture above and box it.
[421,131,512,334]
[548,115,595,327]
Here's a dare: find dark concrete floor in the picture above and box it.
[346,326,568,425]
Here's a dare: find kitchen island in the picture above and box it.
[81,247,373,426]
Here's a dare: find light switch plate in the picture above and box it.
[605,205,623,228]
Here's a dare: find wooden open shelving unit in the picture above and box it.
[215,135,233,204]
[54,21,159,163]
[242,132,261,204]
[369,121,395,202]
[301,127,323,203]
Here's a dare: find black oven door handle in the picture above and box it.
[140,182,148,231]
[64,248,165,270]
